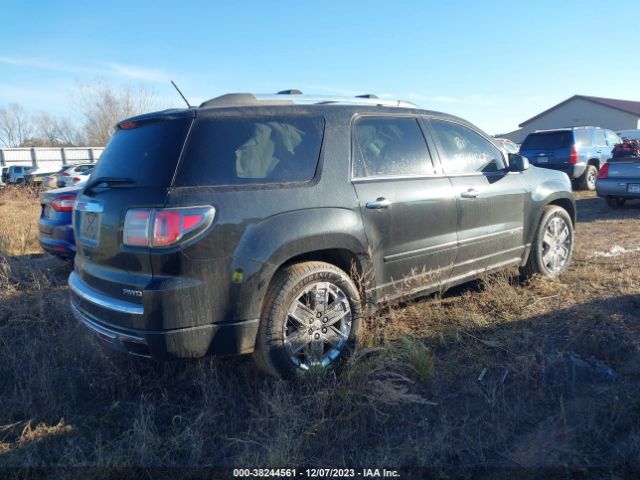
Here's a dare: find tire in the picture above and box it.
[520,206,574,280]
[577,164,597,191]
[605,197,626,208]
[253,261,362,378]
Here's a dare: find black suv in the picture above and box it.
[69,92,576,377]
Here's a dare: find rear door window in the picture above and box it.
[574,130,592,147]
[175,115,324,186]
[522,131,574,150]
[89,118,192,187]
[594,129,607,146]
[352,117,434,178]
[606,130,621,146]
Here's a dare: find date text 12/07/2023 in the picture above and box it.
[232,468,401,478]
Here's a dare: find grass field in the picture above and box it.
[0,185,639,476]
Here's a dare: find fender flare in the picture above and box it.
[228,208,372,321]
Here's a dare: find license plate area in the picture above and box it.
[628,183,640,193]
[75,200,104,247]
[80,211,101,244]
[537,156,548,163]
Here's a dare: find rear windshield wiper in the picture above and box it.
[84,177,134,195]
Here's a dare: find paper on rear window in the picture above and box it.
[174,115,325,186]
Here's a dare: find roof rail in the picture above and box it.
[533,125,599,133]
[277,89,303,95]
[199,92,418,109]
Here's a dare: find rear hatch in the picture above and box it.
[73,112,194,309]
[520,130,574,168]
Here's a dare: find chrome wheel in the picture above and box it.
[541,216,571,273]
[283,281,352,369]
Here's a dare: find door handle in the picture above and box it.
[366,197,392,209]
[461,189,479,199]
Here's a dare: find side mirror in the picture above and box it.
[508,154,529,172]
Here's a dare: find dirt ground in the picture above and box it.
[0,186,639,478]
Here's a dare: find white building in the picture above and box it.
[501,95,640,144]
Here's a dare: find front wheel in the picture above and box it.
[253,261,362,378]
[520,206,574,280]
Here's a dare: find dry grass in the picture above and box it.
[1,187,640,475]
[0,186,41,257]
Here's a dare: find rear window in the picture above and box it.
[89,118,192,187]
[175,115,325,186]
[521,131,574,150]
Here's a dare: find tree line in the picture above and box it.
[0,81,160,148]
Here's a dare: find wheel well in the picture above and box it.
[548,198,576,225]
[281,248,363,278]
[258,249,372,324]
[587,158,600,168]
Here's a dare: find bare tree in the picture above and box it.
[0,103,35,147]
[0,81,158,148]
[74,80,160,146]
[34,113,80,146]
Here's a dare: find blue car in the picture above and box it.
[38,185,83,260]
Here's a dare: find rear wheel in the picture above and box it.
[605,196,626,208]
[577,164,597,190]
[520,206,574,280]
[253,261,362,378]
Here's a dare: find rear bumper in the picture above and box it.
[596,178,640,199]
[38,222,75,258]
[68,272,259,359]
[40,239,76,259]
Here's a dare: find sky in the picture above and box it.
[1,0,639,135]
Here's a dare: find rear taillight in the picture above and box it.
[62,172,69,176]
[123,206,215,248]
[123,210,151,246]
[72,177,82,184]
[569,147,579,164]
[153,211,182,246]
[50,195,77,212]
[597,163,609,179]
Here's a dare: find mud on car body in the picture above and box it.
[69,92,576,378]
